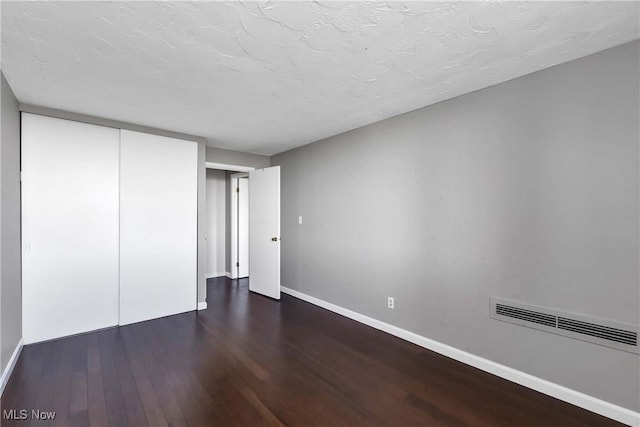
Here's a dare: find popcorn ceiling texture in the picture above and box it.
[1,1,638,155]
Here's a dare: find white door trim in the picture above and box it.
[0,339,23,396]
[206,162,255,172]
[206,162,252,280]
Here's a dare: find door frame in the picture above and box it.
[230,172,249,279]
[205,162,254,173]
[204,162,254,280]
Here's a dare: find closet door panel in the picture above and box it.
[21,113,120,344]
[119,130,197,325]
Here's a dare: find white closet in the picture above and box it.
[21,114,198,344]
[22,113,120,343]
[119,130,197,325]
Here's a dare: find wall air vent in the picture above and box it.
[495,304,556,327]
[490,297,639,354]
[556,317,637,346]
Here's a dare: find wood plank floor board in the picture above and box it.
[69,334,89,427]
[149,315,224,427]
[86,333,109,427]
[129,322,188,427]
[49,335,75,427]
[118,326,168,427]
[112,330,150,427]
[1,277,624,426]
[27,339,61,427]
[96,329,130,427]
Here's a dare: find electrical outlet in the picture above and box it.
[298,216,303,225]
[388,297,394,309]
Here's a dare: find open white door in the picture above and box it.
[249,166,280,300]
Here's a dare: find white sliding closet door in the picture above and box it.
[119,130,197,325]
[22,113,120,344]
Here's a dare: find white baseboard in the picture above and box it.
[0,338,23,396]
[206,272,226,279]
[225,272,236,279]
[281,286,640,427]
[197,301,207,310]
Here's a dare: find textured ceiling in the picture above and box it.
[2,1,639,155]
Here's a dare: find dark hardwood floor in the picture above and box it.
[1,277,622,426]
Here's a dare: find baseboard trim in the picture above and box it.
[281,286,639,426]
[0,338,24,396]
[197,301,208,310]
[206,272,226,279]
[225,272,236,279]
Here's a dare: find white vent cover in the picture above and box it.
[490,297,639,354]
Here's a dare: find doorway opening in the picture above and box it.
[205,162,254,282]
[205,162,281,300]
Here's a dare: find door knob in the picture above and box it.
[271,237,278,242]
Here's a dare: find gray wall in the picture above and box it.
[271,41,640,410]
[1,72,22,373]
[19,104,210,305]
